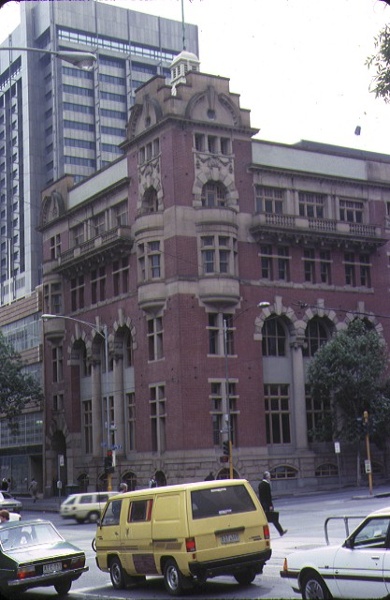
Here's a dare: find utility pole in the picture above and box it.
[363,410,373,495]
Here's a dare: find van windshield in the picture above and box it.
[191,484,256,519]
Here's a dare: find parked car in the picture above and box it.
[280,505,390,599]
[0,518,88,596]
[0,492,22,513]
[60,491,117,524]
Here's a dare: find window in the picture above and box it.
[52,346,63,383]
[277,246,289,281]
[298,192,325,218]
[113,257,129,296]
[44,282,62,315]
[150,384,166,453]
[339,199,363,223]
[264,384,291,444]
[191,485,256,520]
[83,400,93,454]
[127,393,136,451]
[92,213,106,236]
[142,187,159,213]
[53,394,63,412]
[129,500,152,522]
[209,381,238,446]
[137,241,162,282]
[148,317,163,361]
[201,182,227,208]
[303,248,316,283]
[71,223,84,247]
[104,395,115,448]
[359,254,371,287]
[315,463,338,477]
[91,267,106,303]
[262,318,286,356]
[320,250,332,284]
[344,252,356,286]
[113,201,128,226]
[50,234,61,260]
[255,186,284,214]
[260,245,272,279]
[306,387,332,442]
[303,318,329,357]
[71,275,85,311]
[201,235,236,275]
[208,313,234,355]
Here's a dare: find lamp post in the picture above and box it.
[42,314,112,491]
[0,47,96,70]
[223,302,270,479]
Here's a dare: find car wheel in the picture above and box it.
[110,556,126,590]
[88,511,100,523]
[54,579,72,595]
[234,568,256,585]
[302,572,332,600]
[163,559,190,596]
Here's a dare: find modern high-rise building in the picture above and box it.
[0,0,198,493]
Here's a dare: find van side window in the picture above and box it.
[79,495,93,504]
[128,499,153,522]
[101,500,122,526]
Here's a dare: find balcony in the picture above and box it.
[198,276,240,306]
[250,213,387,250]
[43,316,65,342]
[55,226,133,276]
[138,281,167,312]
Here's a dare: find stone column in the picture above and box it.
[291,340,308,449]
[113,354,125,455]
[91,360,103,458]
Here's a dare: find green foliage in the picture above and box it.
[367,24,390,102]
[0,330,43,430]
[307,319,390,442]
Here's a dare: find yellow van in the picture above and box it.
[94,479,271,595]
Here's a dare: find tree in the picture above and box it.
[307,319,390,442]
[0,330,43,429]
[366,0,390,102]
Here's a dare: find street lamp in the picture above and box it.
[223,301,270,479]
[0,47,96,70]
[41,314,113,491]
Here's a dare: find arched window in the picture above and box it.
[201,181,227,208]
[262,318,286,356]
[142,186,159,213]
[303,317,330,357]
[315,463,338,477]
[270,465,298,479]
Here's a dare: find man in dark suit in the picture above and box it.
[258,471,287,536]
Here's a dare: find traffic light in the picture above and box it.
[104,450,114,474]
[222,441,230,456]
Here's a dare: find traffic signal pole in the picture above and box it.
[363,411,373,495]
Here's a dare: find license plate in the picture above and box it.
[220,532,239,544]
[43,561,62,574]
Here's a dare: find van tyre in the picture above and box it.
[234,568,256,585]
[163,559,189,596]
[110,557,126,590]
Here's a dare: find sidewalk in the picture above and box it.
[15,482,390,513]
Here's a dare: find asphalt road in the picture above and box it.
[10,484,390,599]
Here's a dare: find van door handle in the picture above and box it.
[115,531,119,536]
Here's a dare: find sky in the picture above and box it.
[1,0,390,154]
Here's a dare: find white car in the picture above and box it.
[280,506,390,599]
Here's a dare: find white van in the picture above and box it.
[60,491,117,523]
[94,479,271,595]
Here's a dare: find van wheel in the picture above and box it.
[88,511,100,523]
[110,557,126,590]
[234,568,256,585]
[163,559,188,596]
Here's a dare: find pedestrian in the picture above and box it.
[1,478,8,492]
[149,475,157,488]
[204,471,214,481]
[28,478,38,503]
[119,482,128,493]
[258,471,287,536]
[0,510,9,523]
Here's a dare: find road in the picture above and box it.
[11,485,390,599]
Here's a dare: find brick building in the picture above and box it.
[40,51,390,495]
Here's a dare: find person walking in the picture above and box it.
[258,471,287,536]
[119,482,128,493]
[28,478,38,503]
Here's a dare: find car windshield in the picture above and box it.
[0,522,63,551]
